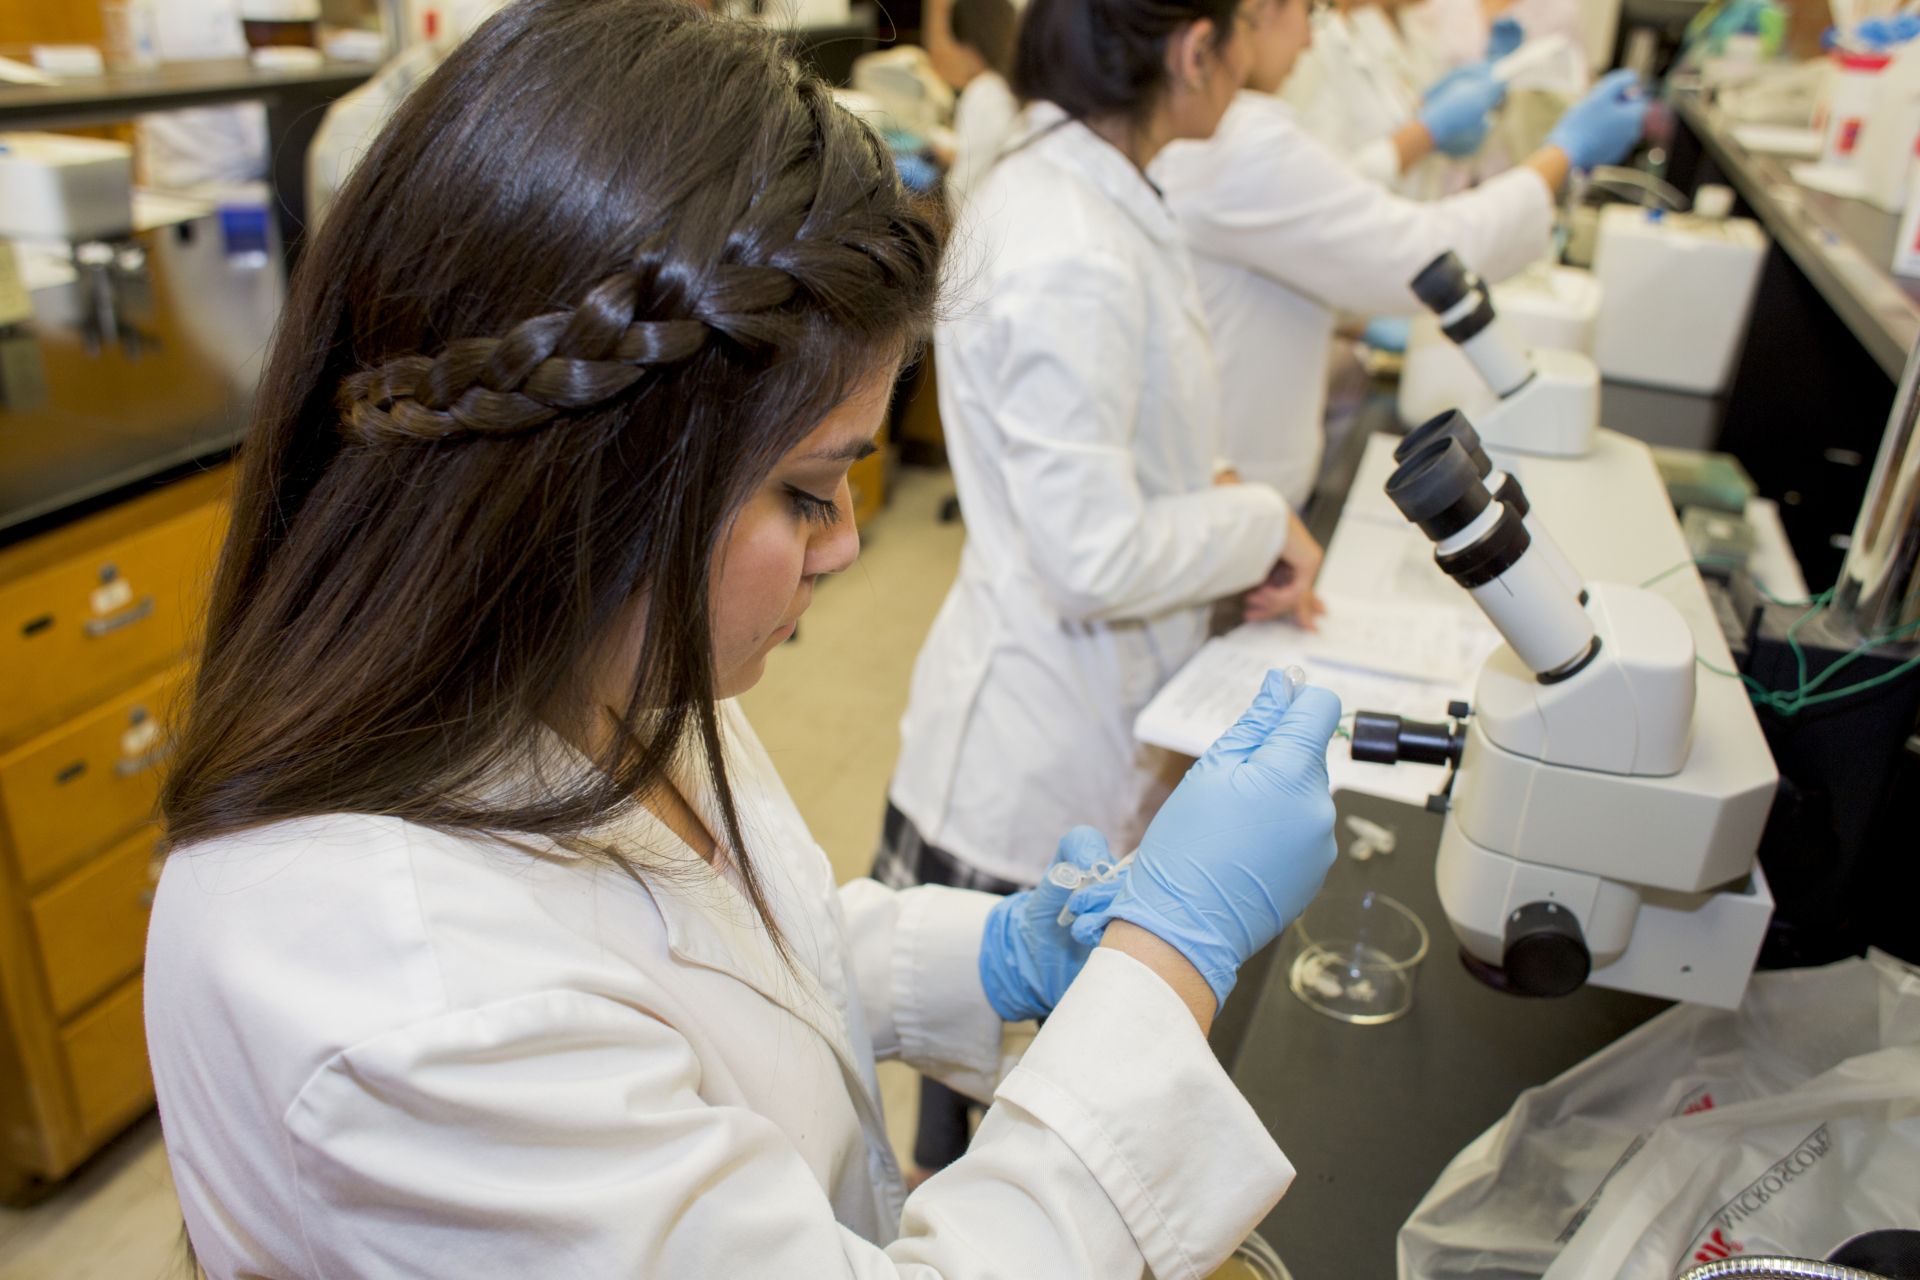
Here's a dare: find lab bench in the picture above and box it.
[1209,790,1667,1280]
[1196,415,1754,1276]
[1666,93,1910,588]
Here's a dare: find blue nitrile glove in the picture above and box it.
[1486,15,1524,60]
[1068,670,1341,1008]
[1419,65,1506,157]
[1362,316,1411,353]
[1546,68,1650,171]
[977,827,1130,1022]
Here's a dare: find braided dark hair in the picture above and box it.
[163,0,942,957]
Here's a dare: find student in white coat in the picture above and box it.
[143,3,1344,1276]
[1150,0,1649,507]
[924,0,1021,211]
[1281,0,1501,185]
[882,0,1326,1180]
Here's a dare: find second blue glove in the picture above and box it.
[1420,65,1506,158]
[978,827,1129,1022]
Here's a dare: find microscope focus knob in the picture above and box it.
[1501,902,1590,997]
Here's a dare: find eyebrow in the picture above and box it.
[800,439,879,463]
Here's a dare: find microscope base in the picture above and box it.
[1436,816,1775,1009]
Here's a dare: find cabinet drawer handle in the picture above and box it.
[83,596,155,637]
[1823,448,1865,467]
[56,762,87,785]
[21,614,53,638]
[114,746,170,779]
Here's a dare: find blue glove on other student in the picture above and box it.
[977,827,1129,1022]
[1419,65,1507,157]
[1486,15,1525,60]
[1546,69,1650,170]
[1069,670,1342,1009]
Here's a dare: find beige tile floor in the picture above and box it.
[0,462,965,1279]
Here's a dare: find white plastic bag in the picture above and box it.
[1398,951,1920,1280]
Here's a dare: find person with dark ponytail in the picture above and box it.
[884,0,1327,1181]
[145,1,1337,1275]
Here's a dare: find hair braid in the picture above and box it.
[336,83,932,446]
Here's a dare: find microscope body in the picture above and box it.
[1374,416,1780,1009]
[1464,347,1600,459]
[1438,583,1778,1008]
[1412,250,1600,458]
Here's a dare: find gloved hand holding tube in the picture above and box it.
[1546,68,1650,171]
[1070,669,1342,1009]
[977,828,1131,1022]
[1419,65,1507,157]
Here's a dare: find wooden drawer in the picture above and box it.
[30,830,159,1021]
[60,976,151,1147]
[0,495,222,736]
[0,668,180,889]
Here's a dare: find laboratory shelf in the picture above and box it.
[1674,94,1920,381]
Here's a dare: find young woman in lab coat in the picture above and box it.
[883,0,1327,1180]
[889,0,1324,889]
[1149,0,1648,506]
[924,0,1021,210]
[144,2,1344,1275]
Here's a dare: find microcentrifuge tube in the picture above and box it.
[1281,665,1308,700]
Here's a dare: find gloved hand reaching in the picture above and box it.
[1486,15,1524,61]
[1546,68,1649,171]
[977,827,1129,1021]
[1419,65,1506,157]
[1071,670,1341,1008]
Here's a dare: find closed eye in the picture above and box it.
[786,485,842,527]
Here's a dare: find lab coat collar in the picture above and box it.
[474,719,868,1092]
[1016,100,1186,250]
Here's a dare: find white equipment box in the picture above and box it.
[0,132,135,242]
[1591,205,1768,395]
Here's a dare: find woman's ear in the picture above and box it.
[1165,17,1217,92]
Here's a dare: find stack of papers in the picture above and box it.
[1135,594,1499,808]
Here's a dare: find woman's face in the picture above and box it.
[706,365,896,699]
[1244,0,1312,96]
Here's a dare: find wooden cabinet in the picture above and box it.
[0,469,227,1198]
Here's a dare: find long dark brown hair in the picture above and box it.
[161,0,942,950]
[1013,0,1244,122]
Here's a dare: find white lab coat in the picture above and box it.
[1283,7,1419,187]
[1152,91,1554,507]
[146,700,1292,1278]
[890,104,1293,886]
[945,70,1018,213]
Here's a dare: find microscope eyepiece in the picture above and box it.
[1386,438,1599,682]
[1409,251,1474,314]
[1407,250,1532,398]
[1396,410,1495,479]
[1386,437,1491,541]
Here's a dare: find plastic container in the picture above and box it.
[1285,890,1429,1025]
[1816,50,1892,168]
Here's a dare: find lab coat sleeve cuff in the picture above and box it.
[893,884,1008,1102]
[994,948,1293,1279]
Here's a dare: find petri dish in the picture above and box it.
[1285,890,1430,1025]
[1205,1229,1292,1280]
